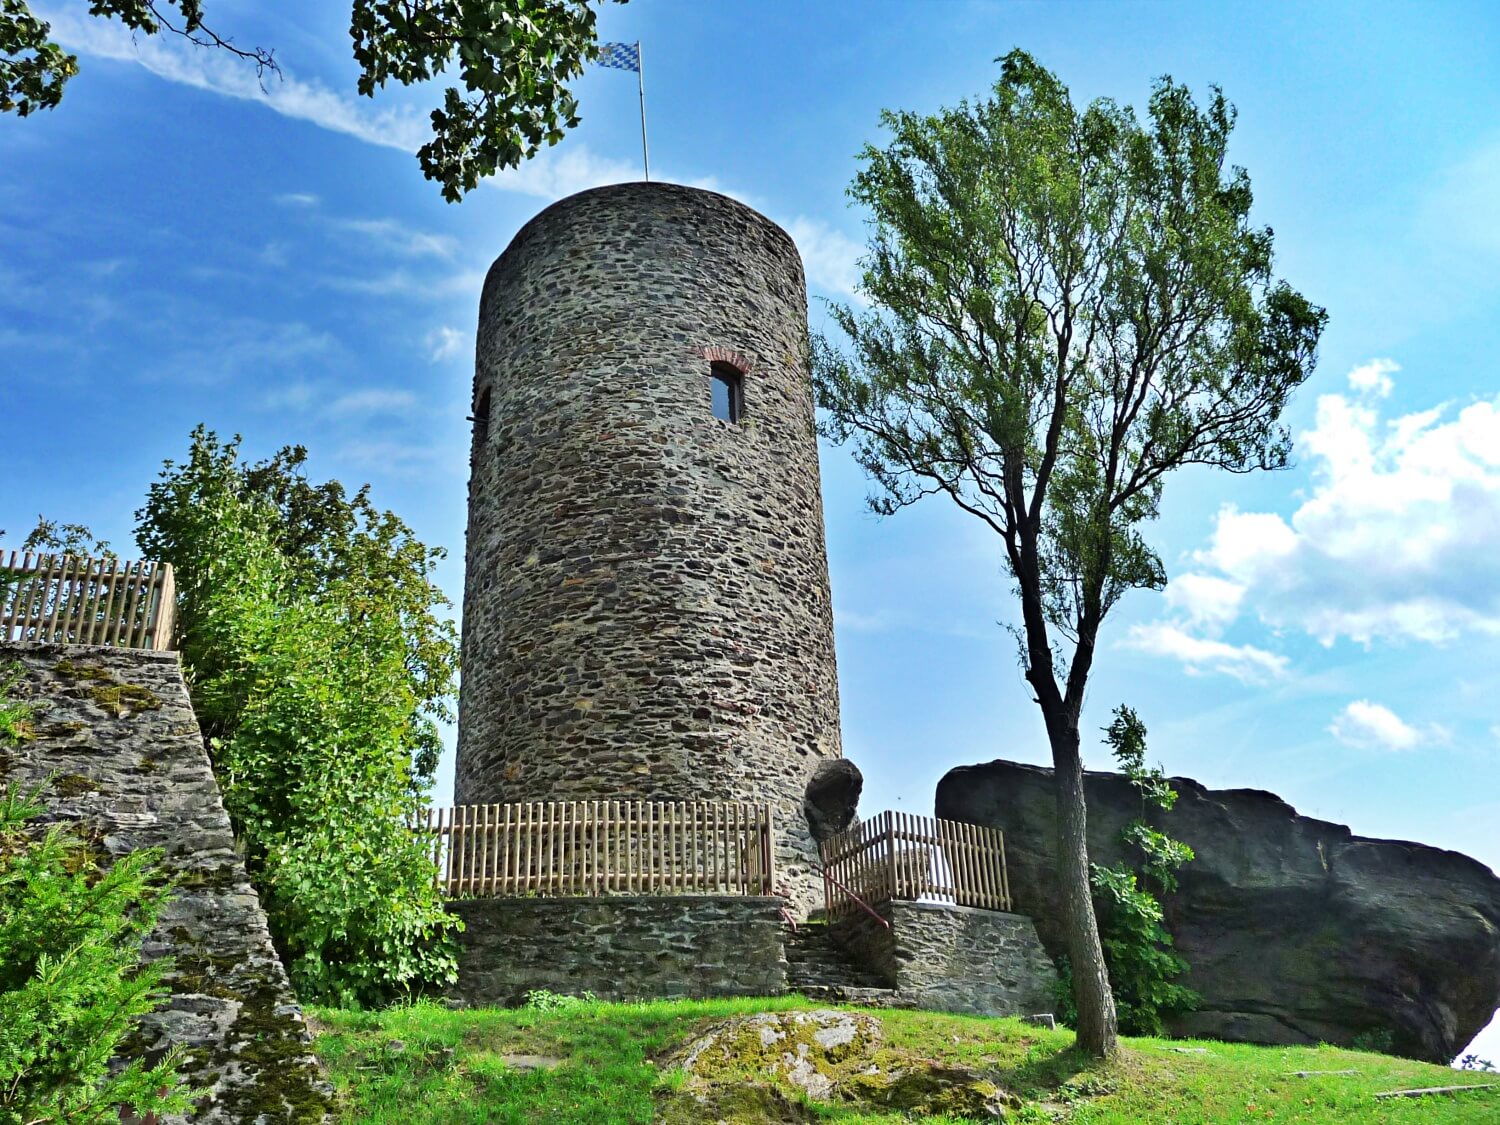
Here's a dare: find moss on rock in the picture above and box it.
[667,1009,1018,1121]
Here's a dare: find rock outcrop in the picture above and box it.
[935,759,1500,1062]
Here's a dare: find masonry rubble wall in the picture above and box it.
[1,643,333,1123]
[447,894,788,1006]
[832,899,1058,1018]
[457,182,843,915]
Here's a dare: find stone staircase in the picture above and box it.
[783,920,897,1004]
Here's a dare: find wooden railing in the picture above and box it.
[1,553,176,651]
[421,799,775,899]
[820,810,1011,919]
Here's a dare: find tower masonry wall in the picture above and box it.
[456,183,842,910]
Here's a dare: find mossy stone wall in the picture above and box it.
[1,642,333,1123]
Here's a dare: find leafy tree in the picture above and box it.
[813,51,1326,1056]
[134,427,460,1004]
[0,682,187,1124]
[2,0,623,200]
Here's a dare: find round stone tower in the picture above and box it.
[455,182,842,909]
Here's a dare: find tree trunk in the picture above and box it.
[1051,722,1119,1058]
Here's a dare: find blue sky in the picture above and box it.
[3,1,1498,1058]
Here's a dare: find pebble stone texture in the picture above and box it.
[833,901,1059,1019]
[446,894,788,1006]
[456,182,843,913]
[0,643,333,1124]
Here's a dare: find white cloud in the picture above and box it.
[785,217,864,302]
[1182,363,1500,646]
[326,389,416,417]
[275,192,319,208]
[1348,357,1398,398]
[1328,699,1437,751]
[1121,622,1288,683]
[425,326,464,362]
[1162,573,1246,631]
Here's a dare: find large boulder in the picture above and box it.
[803,758,863,843]
[935,759,1500,1063]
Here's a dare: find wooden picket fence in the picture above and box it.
[421,799,775,899]
[820,810,1011,919]
[1,553,176,651]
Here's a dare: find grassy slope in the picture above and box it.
[310,996,1499,1124]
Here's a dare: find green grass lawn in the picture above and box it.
[309,995,1499,1124]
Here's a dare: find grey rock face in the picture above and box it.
[0,643,333,1123]
[445,894,788,1006]
[803,758,863,843]
[456,182,842,913]
[936,758,1500,1062]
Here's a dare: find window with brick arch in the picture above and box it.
[709,362,744,423]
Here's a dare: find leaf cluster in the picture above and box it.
[0,780,188,1124]
[134,426,461,1005]
[352,0,623,201]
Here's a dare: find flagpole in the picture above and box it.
[636,41,650,181]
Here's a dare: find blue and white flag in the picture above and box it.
[597,42,641,73]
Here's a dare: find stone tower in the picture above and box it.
[455,182,842,907]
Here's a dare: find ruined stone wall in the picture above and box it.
[456,182,842,912]
[0,643,333,1123]
[833,900,1058,1018]
[447,895,788,1006]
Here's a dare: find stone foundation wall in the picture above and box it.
[834,900,1058,1017]
[0,643,332,1123]
[448,894,788,1006]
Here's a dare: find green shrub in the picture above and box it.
[1057,706,1199,1035]
[0,780,188,1125]
[136,428,461,1006]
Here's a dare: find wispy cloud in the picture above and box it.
[1121,622,1288,683]
[42,5,640,203]
[1329,699,1443,751]
[275,192,320,208]
[338,218,458,260]
[785,217,864,302]
[144,320,338,386]
[326,389,417,418]
[425,326,464,362]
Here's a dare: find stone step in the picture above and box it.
[784,923,892,992]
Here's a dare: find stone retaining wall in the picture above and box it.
[448,894,788,1006]
[0,643,333,1123]
[833,900,1058,1017]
